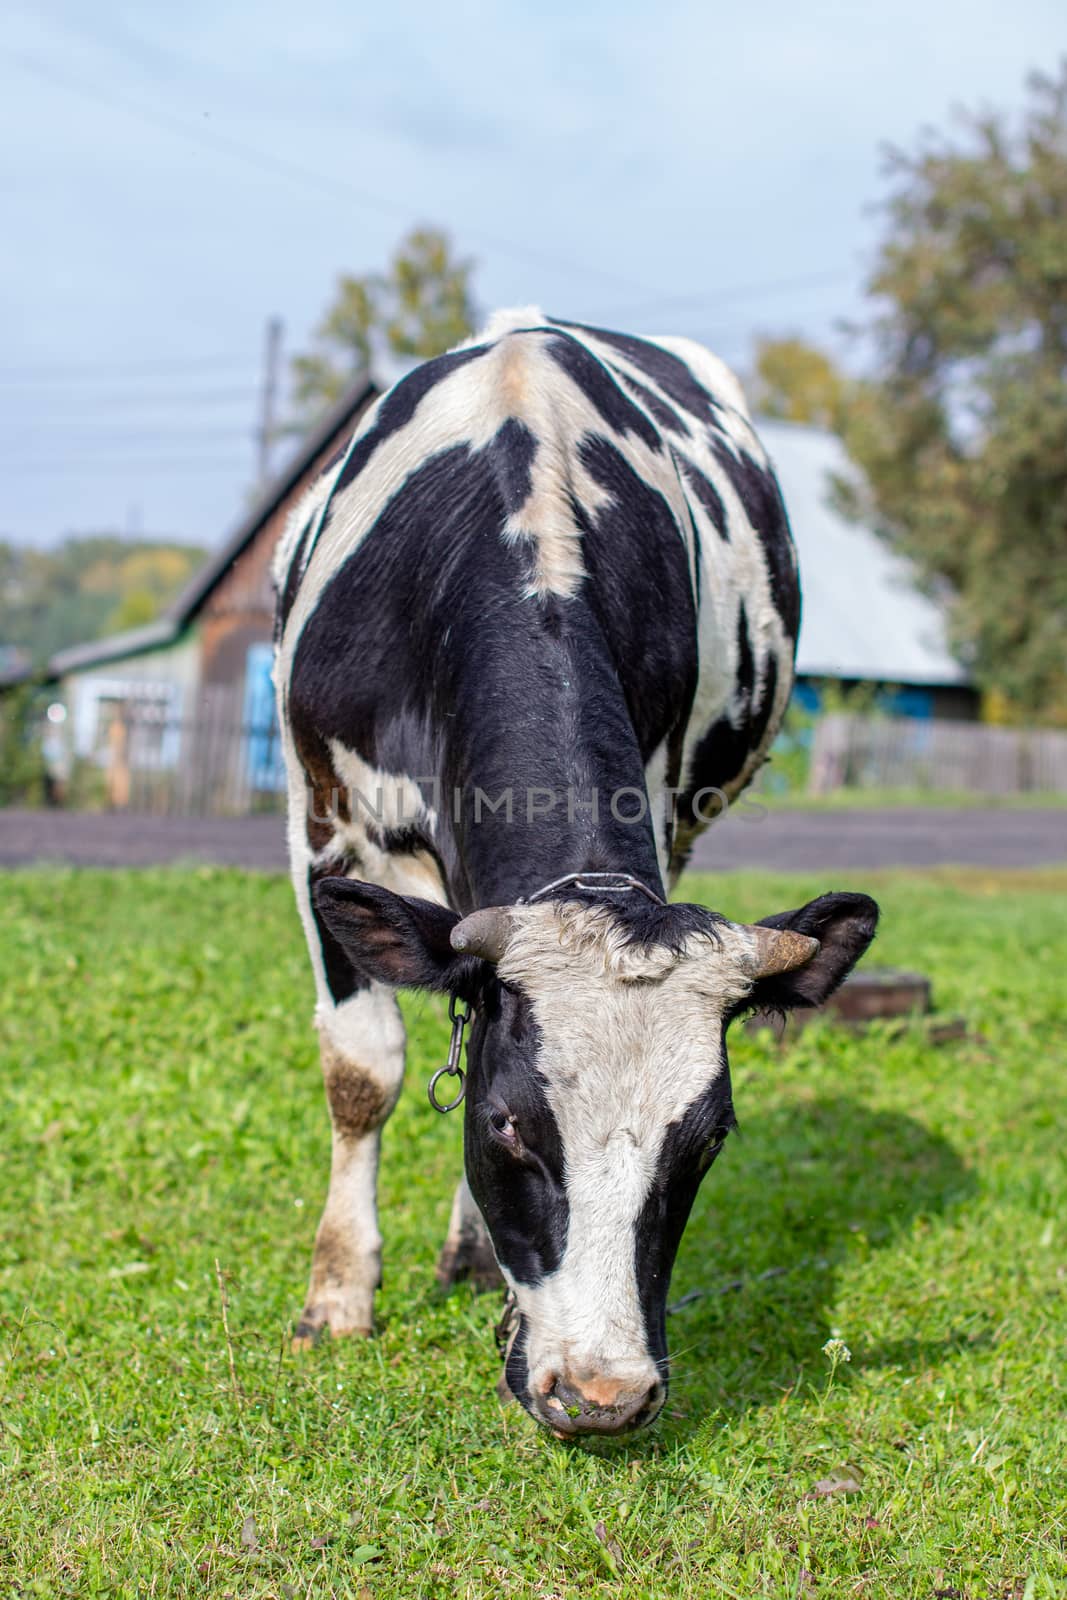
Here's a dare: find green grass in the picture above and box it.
[2,865,1065,1599]
[748,787,1067,810]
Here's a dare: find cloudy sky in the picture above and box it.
[3,0,1062,548]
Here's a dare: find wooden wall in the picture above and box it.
[198,401,374,688]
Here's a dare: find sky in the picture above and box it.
[2,0,1063,550]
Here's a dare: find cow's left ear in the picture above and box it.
[750,891,879,1011]
[313,878,485,997]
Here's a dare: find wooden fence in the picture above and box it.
[65,687,286,817]
[56,702,1067,816]
[808,713,1067,795]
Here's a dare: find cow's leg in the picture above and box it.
[437,1174,503,1291]
[294,982,406,1346]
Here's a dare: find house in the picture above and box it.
[22,392,975,812]
[41,379,378,810]
[761,419,976,721]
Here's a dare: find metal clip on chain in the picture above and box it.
[428,994,471,1113]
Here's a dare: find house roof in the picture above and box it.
[12,376,378,686]
[163,376,378,631]
[49,617,180,678]
[759,418,969,687]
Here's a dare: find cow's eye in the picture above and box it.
[488,1107,523,1154]
[700,1126,730,1170]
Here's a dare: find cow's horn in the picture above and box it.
[745,925,820,978]
[450,908,512,963]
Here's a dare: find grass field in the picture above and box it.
[749,788,1067,811]
[2,865,1065,1599]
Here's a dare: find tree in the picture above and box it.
[837,65,1067,723]
[290,227,477,429]
[749,336,846,428]
[0,537,207,667]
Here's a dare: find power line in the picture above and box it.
[0,355,255,384]
[5,426,253,442]
[603,268,855,326]
[7,391,261,416]
[6,49,661,297]
[0,456,250,474]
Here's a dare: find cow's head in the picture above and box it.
[315,881,878,1436]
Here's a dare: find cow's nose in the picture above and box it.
[539,1375,664,1436]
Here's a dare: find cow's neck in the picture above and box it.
[441,615,665,911]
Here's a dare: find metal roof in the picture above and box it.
[49,617,179,678]
[758,418,969,686]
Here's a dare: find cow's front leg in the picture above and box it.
[437,1174,503,1291]
[294,985,405,1347]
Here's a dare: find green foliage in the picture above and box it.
[2,865,1066,1597]
[838,65,1067,723]
[291,227,478,430]
[0,537,207,667]
[748,336,846,428]
[0,684,46,804]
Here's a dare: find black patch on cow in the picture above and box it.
[681,493,703,611]
[552,319,720,427]
[548,334,663,453]
[620,372,689,435]
[289,438,672,908]
[504,1314,532,1408]
[679,602,779,823]
[710,439,800,639]
[308,859,366,1005]
[275,514,316,639]
[544,890,727,954]
[484,417,537,515]
[633,1065,736,1373]
[577,432,698,765]
[463,985,569,1287]
[678,454,728,542]
[334,344,489,494]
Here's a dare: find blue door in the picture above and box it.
[243,642,285,791]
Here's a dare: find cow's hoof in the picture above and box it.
[291,1313,372,1351]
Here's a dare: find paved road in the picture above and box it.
[1,805,1063,872]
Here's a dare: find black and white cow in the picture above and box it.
[272,308,878,1437]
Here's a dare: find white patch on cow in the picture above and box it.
[647,333,752,420]
[319,980,406,1079]
[322,742,448,905]
[643,739,671,880]
[495,901,757,1394]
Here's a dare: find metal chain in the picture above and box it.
[427,993,471,1113]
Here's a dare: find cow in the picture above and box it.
[271,308,878,1438]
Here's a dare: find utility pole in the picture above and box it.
[256,316,284,485]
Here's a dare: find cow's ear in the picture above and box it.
[313,879,484,996]
[749,892,879,1011]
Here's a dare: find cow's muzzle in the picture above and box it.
[530,1374,665,1437]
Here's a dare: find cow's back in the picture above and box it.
[274,310,799,843]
